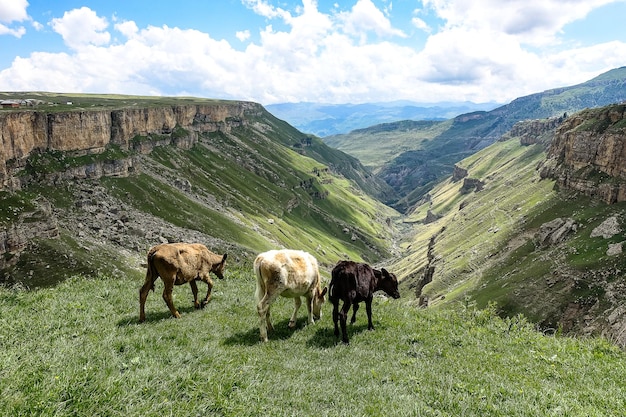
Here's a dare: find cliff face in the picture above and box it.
[0,101,262,189]
[541,104,626,203]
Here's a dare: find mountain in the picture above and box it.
[395,104,626,346]
[0,94,398,287]
[265,101,499,137]
[325,67,626,211]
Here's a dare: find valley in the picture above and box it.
[2,67,626,347]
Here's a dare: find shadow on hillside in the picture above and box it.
[116,306,197,326]
[307,323,369,348]
[223,318,307,346]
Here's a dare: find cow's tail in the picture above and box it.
[254,256,265,303]
[145,248,159,292]
[329,268,338,300]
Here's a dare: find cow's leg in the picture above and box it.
[332,301,340,338]
[266,305,273,332]
[200,275,214,308]
[365,296,374,330]
[339,299,351,344]
[139,273,158,323]
[290,296,302,328]
[257,291,279,342]
[350,302,359,324]
[162,277,181,319]
[189,280,200,309]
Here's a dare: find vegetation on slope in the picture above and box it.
[1,98,399,287]
[325,66,626,210]
[1,269,625,416]
[396,128,626,343]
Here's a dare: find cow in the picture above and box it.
[139,243,227,322]
[254,249,328,342]
[329,260,400,344]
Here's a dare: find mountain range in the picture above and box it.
[265,101,499,137]
[325,66,626,211]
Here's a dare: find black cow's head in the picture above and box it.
[379,268,400,299]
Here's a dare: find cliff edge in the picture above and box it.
[541,103,626,203]
[0,101,262,189]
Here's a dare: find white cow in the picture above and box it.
[254,249,328,342]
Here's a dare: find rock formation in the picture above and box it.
[0,101,263,189]
[540,104,626,203]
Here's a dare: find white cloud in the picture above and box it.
[0,0,28,37]
[115,20,138,38]
[0,0,28,23]
[50,7,111,50]
[0,1,624,105]
[422,0,617,45]
[339,0,406,40]
[236,30,251,41]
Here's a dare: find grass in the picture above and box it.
[1,267,626,416]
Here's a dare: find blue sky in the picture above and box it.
[1,0,626,105]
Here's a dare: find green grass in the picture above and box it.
[1,268,625,416]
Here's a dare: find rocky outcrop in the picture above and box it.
[451,165,468,182]
[500,116,564,145]
[540,104,626,203]
[460,177,484,194]
[0,197,59,270]
[0,101,263,189]
[535,218,577,247]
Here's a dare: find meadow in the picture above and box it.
[1,265,625,417]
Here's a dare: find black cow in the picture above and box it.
[329,260,400,344]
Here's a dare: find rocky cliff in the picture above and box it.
[540,104,626,203]
[0,101,262,189]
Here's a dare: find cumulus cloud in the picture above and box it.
[0,0,28,37]
[0,0,624,105]
[422,0,617,45]
[339,0,406,40]
[236,30,251,41]
[50,7,111,50]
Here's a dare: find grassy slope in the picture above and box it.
[1,102,399,286]
[1,269,625,416]
[395,132,626,334]
[325,67,626,209]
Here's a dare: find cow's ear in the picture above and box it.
[221,253,228,263]
[320,287,328,297]
[381,268,389,277]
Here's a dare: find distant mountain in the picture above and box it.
[325,66,626,211]
[265,101,500,137]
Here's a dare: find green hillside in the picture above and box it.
[0,100,399,287]
[325,67,626,210]
[395,125,626,339]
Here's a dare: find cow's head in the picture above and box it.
[212,253,228,279]
[379,268,400,299]
[312,286,328,320]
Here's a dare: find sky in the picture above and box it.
[1,0,626,106]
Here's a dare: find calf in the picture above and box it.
[139,243,227,322]
[254,249,327,342]
[329,260,400,344]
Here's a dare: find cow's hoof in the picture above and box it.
[288,320,296,328]
[342,339,350,345]
[200,300,209,309]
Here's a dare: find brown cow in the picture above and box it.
[254,249,327,342]
[329,260,400,344]
[139,243,227,322]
